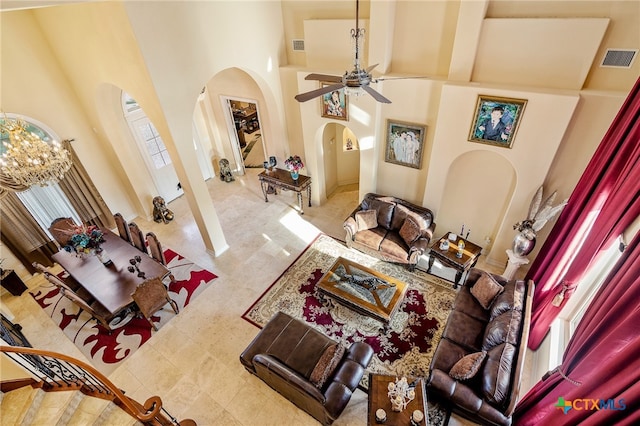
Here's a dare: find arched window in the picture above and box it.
[1,114,81,236]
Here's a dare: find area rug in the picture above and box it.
[242,234,456,426]
[30,248,217,375]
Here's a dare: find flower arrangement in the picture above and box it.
[284,155,304,172]
[63,224,105,255]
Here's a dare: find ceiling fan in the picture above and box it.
[294,0,424,104]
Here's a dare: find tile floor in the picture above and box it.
[2,168,507,425]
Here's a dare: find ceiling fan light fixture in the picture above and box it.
[344,86,365,97]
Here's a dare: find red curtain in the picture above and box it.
[525,77,640,350]
[513,232,640,425]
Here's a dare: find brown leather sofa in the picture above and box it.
[240,311,374,425]
[428,269,534,425]
[343,193,435,270]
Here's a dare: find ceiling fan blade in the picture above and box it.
[295,83,345,103]
[305,73,343,83]
[375,76,432,82]
[362,85,392,104]
[365,63,379,73]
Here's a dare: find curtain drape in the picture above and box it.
[58,140,114,229]
[525,77,640,350]
[0,193,58,273]
[0,140,115,271]
[513,231,640,425]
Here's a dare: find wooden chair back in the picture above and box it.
[131,277,178,331]
[128,222,147,254]
[114,213,132,243]
[59,285,113,330]
[145,232,167,265]
[48,217,77,246]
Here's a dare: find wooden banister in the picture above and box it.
[1,345,167,423]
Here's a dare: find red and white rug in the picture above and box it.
[30,248,217,375]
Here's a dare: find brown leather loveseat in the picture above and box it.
[240,311,374,425]
[343,193,435,270]
[428,269,534,425]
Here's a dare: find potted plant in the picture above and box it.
[284,155,304,181]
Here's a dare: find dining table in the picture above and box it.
[52,229,171,315]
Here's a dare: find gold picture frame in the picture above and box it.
[384,120,427,169]
[320,83,348,121]
[468,95,527,148]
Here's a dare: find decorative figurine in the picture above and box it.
[219,158,234,182]
[152,196,174,224]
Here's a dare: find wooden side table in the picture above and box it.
[1,270,28,296]
[367,374,428,426]
[426,232,482,287]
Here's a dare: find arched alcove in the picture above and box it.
[319,123,361,201]
[438,150,516,257]
[201,67,283,175]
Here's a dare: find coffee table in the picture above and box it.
[367,373,428,426]
[426,232,482,287]
[317,257,408,324]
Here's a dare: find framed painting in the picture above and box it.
[385,120,427,169]
[468,95,527,148]
[320,83,348,121]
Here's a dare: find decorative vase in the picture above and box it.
[95,248,113,266]
[290,170,299,181]
[512,231,536,256]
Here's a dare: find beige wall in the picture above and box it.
[1,0,636,274]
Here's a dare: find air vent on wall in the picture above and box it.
[600,49,637,68]
[292,39,305,52]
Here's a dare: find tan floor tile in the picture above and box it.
[3,170,485,425]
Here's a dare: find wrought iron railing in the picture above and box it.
[1,345,194,425]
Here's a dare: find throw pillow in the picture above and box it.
[399,217,421,246]
[369,199,395,229]
[355,209,378,231]
[470,272,505,309]
[449,351,487,380]
[309,344,346,389]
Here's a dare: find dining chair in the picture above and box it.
[131,277,179,331]
[48,217,77,246]
[128,221,147,254]
[114,213,132,244]
[57,283,115,332]
[32,262,83,293]
[43,270,95,305]
[145,232,167,265]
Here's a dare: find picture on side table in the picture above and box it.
[385,120,427,169]
[320,83,348,121]
[468,95,527,148]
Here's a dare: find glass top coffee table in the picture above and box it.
[317,257,408,324]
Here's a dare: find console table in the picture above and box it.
[258,168,311,214]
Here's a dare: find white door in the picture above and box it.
[129,115,183,202]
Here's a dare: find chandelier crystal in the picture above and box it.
[0,117,72,187]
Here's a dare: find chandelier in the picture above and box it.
[0,117,72,187]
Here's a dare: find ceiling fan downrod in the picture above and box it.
[350,0,365,73]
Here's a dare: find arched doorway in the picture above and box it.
[322,123,360,199]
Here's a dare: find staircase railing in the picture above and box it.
[1,345,194,425]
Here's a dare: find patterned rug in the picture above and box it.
[30,248,217,375]
[242,234,456,426]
